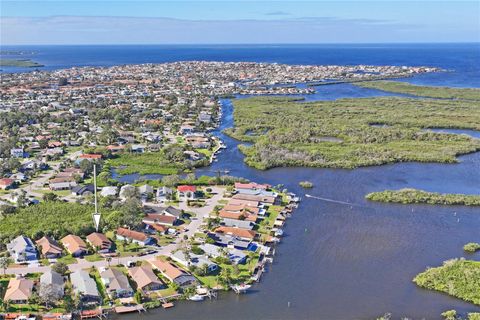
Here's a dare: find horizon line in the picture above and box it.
[2,41,480,46]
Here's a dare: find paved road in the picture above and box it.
[0,162,61,203]
[5,186,226,275]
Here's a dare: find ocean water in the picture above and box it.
[2,43,480,319]
[1,43,479,88]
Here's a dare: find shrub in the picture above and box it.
[463,243,480,253]
[299,181,314,188]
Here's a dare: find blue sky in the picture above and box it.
[1,1,479,44]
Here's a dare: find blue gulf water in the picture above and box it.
[1,43,479,87]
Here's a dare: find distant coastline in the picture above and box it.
[0,59,44,68]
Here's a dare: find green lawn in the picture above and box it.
[57,255,77,265]
[89,269,109,302]
[257,205,282,234]
[85,253,104,262]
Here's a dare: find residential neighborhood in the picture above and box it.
[0,176,300,318]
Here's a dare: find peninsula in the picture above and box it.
[0,59,44,68]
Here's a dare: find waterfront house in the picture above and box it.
[128,265,165,293]
[200,243,247,265]
[171,251,218,274]
[40,270,65,298]
[234,182,270,191]
[232,193,276,205]
[219,209,258,222]
[70,270,101,305]
[101,186,118,197]
[156,186,173,203]
[36,236,63,259]
[208,233,251,250]
[7,235,38,263]
[61,235,88,257]
[149,259,197,287]
[86,232,112,253]
[0,178,15,190]
[177,185,197,201]
[214,226,257,241]
[221,218,256,230]
[100,268,134,299]
[116,227,156,246]
[3,277,34,304]
[185,135,211,149]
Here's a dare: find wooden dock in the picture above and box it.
[162,302,175,309]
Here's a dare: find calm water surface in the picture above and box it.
[2,44,479,319]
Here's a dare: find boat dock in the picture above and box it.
[114,305,145,314]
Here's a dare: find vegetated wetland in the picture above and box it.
[366,188,480,206]
[0,59,44,68]
[356,80,480,100]
[225,93,480,170]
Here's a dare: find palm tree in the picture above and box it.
[0,257,9,275]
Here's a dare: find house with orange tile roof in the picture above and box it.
[36,236,63,259]
[214,226,257,240]
[61,235,88,257]
[149,259,197,287]
[3,277,34,304]
[116,227,156,246]
[86,232,112,254]
[128,265,165,293]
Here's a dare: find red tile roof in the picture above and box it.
[80,153,102,159]
[117,227,149,242]
[214,226,256,239]
[177,185,196,192]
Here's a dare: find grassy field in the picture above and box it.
[413,259,480,306]
[225,95,480,170]
[366,188,480,206]
[355,81,480,100]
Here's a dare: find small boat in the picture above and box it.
[189,294,205,301]
[231,283,251,294]
[274,229,284,237]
